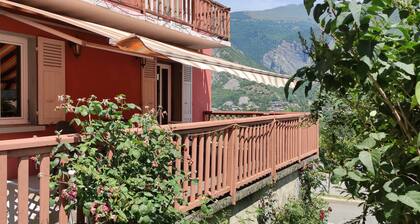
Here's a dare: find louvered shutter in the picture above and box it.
[37,37,65,125]
[182,65,192,122]
[141,58,157,110]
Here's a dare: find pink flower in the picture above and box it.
[102,204,110,214]
[111,214,117,221]
[90,202,97,215]
[97,185,104,194]
[152,161,158,168]
[320,209,325,221]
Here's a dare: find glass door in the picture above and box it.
[156,64,171,124]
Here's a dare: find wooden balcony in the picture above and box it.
[105,0,231,40]
[0,112,318,223]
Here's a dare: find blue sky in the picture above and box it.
[217,0,302,12]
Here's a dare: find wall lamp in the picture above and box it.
[140,57,147,67]
[69,42,81,57]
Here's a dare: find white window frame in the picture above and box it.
[0,33,28,125]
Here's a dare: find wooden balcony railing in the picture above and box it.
[203,110,303,121]
[0,113,318,223]
[105,0,231,40]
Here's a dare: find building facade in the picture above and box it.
[0,1,319,223]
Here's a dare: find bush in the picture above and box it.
[50,95,184,223]
[274,197,329,224]
[257,162,330,224]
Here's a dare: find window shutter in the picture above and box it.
[141,58,157,110]
[182,65,192,122]
[37,37,66,125]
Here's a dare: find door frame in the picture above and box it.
[156,63,172,123]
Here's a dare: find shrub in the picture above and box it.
[50,95,184,223]
[257,162,330,224]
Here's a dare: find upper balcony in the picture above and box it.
[106,0,231,41]
[16,0,231,49]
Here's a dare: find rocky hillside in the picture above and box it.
[229,4,315,74]
[262,41,311,74]
[212,4,317,111]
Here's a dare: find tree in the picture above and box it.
[287,0,420,223]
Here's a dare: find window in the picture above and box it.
[0,33,28,124]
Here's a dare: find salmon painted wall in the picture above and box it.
[0,16,142,178]
[192,49,212,122]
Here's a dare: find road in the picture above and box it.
[323,196,378,224]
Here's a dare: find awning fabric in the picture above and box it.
[0,0,291,88]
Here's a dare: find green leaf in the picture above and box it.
[369,110,377,117]
[293,80,305,94]
[386,192,399,202]
[349,0,362,26]
[361,56,373,69]
[406,156,420,169]
[304,0,316,14]
[127,103,137,109]
[355,137,376,149]
[369,132,386,141]
[399,191,420,212]
[336,12,351,27]
[359,151,375,175]
[333,166,347,177]
[416,82,420,105]
[348,171,368,182]
[394,62,415,75]
[313,3,327,23]
[383,177,404,193]
[85,126,94,134]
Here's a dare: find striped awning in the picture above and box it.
[0,0,291,88]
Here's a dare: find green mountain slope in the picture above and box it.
[212,4,317,111]
[230,4,316,74]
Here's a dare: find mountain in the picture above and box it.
[212,4,317,111]
[229,4,315,74]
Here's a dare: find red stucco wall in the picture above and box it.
[0,16,142,178]
[0,15,142,139]
[192,49,212,122]
[1,15,214,179]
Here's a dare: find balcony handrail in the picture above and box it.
[104,0,231,40]
[0,113,308,151]
[203,110,305,121]
[0,113,319,222]
[167,112,309,131]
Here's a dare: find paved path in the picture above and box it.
[322,196,378,224]
[319,177,378,224]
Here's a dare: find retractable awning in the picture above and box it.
[0,0,291,88]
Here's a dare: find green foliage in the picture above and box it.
[289,0,420,223]
[257,162,330,224]
[273,197,329,224]
[50,95,183,223]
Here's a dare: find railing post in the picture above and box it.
[228,125,238,205]
[18,156,29,224]
[298,117,302,162]
[39,153,51,224]
[0,152,7,223]
[270,121,276,182]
